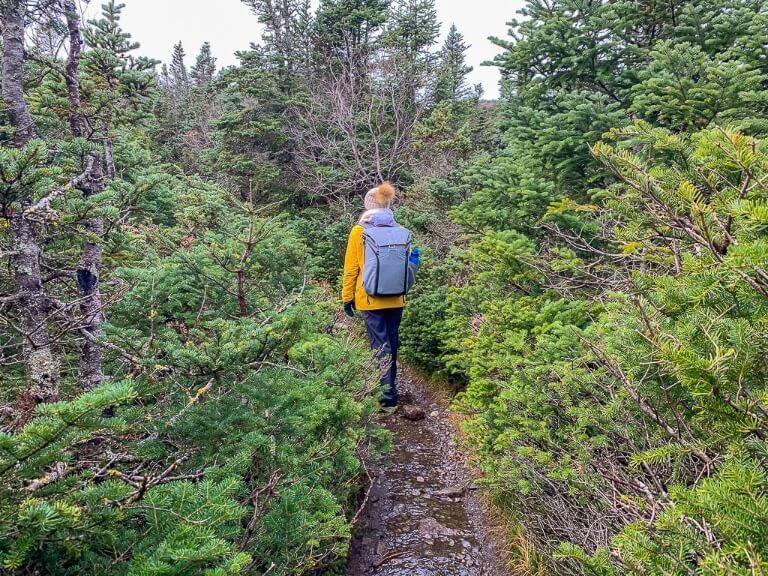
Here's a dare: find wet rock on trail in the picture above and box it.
[345,372,505,576]
[401,404,426,421]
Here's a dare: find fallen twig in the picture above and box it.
[351,440,375,526]
[373,550,408,568]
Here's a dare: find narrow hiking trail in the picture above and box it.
[346,371,506,576]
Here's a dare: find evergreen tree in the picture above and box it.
[156,41,220,171]
[0,3,380,574]
[191,41,217,86]
[206,47,293,200]
[169,40,189,89]
[434,24,473,103]
[7,1,768,573]
[386,0,439,62]
[401,1,768,573]
[314,0,390,60]
[385,0,439,107]
[243,0,312,84]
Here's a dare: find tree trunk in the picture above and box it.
[1,0,37,146]
[62,1,107,391]
[62,0,85,138]
[2,0,60,416]
[76,154,106,391]
[10,216,61,411]
[103,121,117,179]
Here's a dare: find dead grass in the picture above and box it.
[486,496,549,576]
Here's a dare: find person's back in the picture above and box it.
[342,182,419,408]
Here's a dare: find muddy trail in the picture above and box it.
[346,371,506,576]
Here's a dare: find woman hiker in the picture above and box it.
[342,182,420,408]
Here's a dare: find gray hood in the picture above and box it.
[359,208,397,227]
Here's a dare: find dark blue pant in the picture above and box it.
[360,308,403,407]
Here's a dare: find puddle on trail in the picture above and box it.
[345,377,504,576]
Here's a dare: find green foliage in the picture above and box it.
[1,3,383,575]
[399,268,451,374]
[83,0,158,123]
[630,41,768,131]
[1,175,379,574]
[315,0,390,55]
[13,0,768,573]
[420,125,768,573]
[434,24,474,103]
[202,48,295,201]
[403,1,768,574]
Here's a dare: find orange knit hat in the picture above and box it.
[363,182,396,210]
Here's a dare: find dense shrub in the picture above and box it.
[0,180,381,574]
[0,3,380,573]
[401,1,768,573]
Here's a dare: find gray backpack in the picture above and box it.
[361,223,417,297]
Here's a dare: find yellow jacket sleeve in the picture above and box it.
[342,226,362,303]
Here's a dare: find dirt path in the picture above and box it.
[346,371,506,576]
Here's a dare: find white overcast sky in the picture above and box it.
[82,0,525,99]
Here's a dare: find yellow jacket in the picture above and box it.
[342,225,405,311]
